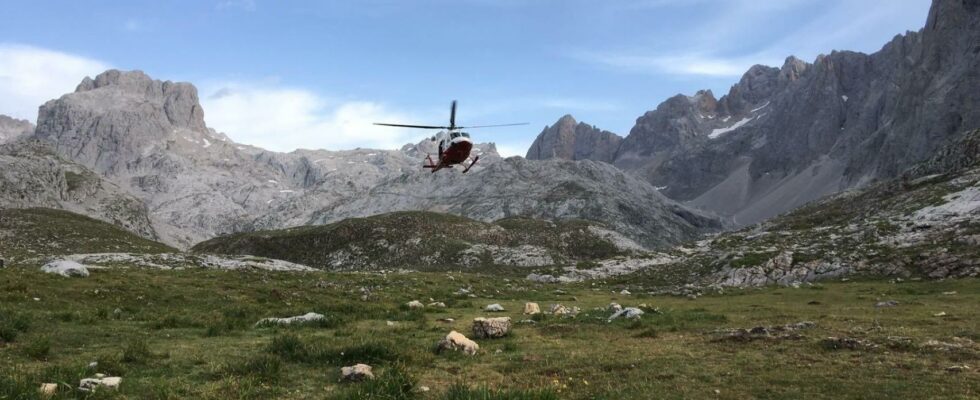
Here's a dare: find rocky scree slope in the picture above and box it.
[595,129,980,291]
[0,139,157,239]
[530,0,980,227]
[22,69,721,249]
[192,211,646,270]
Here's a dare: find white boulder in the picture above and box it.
[78,376,121,392]
[485,303,505,312]
[41,260,89,277]
[340,364,375,381]
[472,317,512,339]
[255,312,326,326]
[406,300,424,309]
[608,307,644,321]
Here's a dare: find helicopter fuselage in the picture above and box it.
[439,132,473,165]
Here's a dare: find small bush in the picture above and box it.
[0,311,30,343]
[634,328,659,339]
[224,354,282,382]
[24,337,51,360]
[443,383,559,400]
[121,339,152,363]
[334,364,416,400]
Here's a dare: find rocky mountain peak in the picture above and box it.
[0,115,34,144]
[72,69,207,132]
[525,114,622,163]
[779,56,809,81]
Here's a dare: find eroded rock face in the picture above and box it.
[609,0,980,226]
[526,115,623,163]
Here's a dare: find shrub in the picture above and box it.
[24,337,51,361]
[121,339,152,363]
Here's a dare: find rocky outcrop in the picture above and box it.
[610,0,980,226]
[472,317,511,339]
[526,115,622,163]
[0,115,33,144]
[0,140,158,239]
[19,69,720,250]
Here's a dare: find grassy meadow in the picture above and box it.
[0,266,977,399]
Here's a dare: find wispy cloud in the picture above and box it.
[0,43,110,121]
[572,0,929,78]
[200,81,435,152]
[216,0,256,12]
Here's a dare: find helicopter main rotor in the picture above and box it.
[373,100,527,131]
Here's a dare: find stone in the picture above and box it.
[550,304,580,317]
[427,301,446,308]
[484,303,505,312]
[523,302,541,315]
[608,307,644,321]
[607,302,623,313]
[406,300,424,309]
[620,289,631,295]
[78,376,121,392]
[875,300,899,308]
[472,317,511,339]
[946,365,970,373]
[39,383,57,397]
[437,330,479,355]
[340,364,374,381]
[255,312,326,327]
[41,260,90,277]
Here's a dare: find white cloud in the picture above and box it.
[579,51,775,77]
[495,141,532,158]
[200,82,431,152]
[0,44,110,122]
[216,0,256,12]
[573,0,929,78]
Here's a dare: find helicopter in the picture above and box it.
[374,100,527,173]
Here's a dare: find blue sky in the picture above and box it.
[0,0,931,155]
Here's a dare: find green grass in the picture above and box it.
[190,211,627,270]
[0,208,175,263]
[0,266,977,399]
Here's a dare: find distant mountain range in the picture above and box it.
[1,71,719,250]
[527,0,980,226]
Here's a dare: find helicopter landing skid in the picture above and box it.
[462,156,480,173]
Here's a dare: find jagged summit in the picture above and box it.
[592,0,980,226]
[525,114,622,163]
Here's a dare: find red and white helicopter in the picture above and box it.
[374,100,527,173]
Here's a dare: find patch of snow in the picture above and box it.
[202,138,211,148]
[841,95,849,102]
[267,180,278,184]
[655,185,668,191]
[722,116,731,122]
[279,190,294,193]
[751,101,770,113]
[709,117,753,139]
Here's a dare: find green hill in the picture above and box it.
[192,211,639,270]
[0,208,176,264]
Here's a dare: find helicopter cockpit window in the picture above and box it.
[461,132,470,138]
[450,132,461,139]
